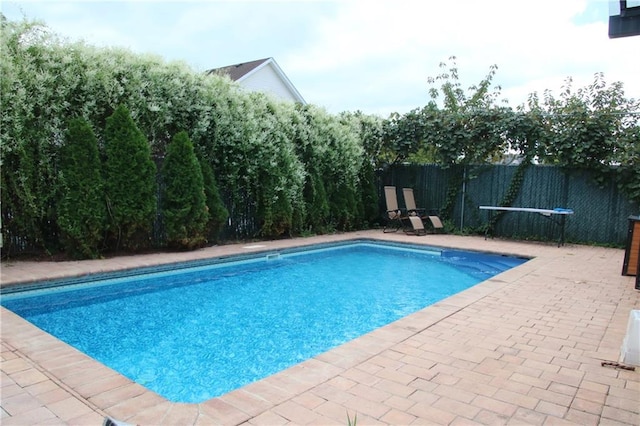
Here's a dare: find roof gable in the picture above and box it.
[207,57,306,105]
[208,58,271,82]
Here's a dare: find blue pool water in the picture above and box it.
[1,241,527,403]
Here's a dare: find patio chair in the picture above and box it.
[383,186,408,233]
[402,187,444,233]
[405,215,427,236]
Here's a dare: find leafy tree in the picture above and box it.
[57,118,106,258]
[341,111,382,227]
[198,153,228,243]
[530,73,639,202]
[381,108,430,165]
[249,95,304,238]
[358,159,380,226]
[161,131,208,249]
[425,57,510,166]
[616,124,640,203]
[104,105,157,251]
[1,17,64,255]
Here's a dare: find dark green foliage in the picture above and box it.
[161,131,208,250]
[303,171,330,232]
[382,59,640,216]
[358,160,380,227]
[329,181,358,231]
[1,136,60,256]
[3,16,637,253]
[104,105,157,251]
[529,74,640,203]
[487,160,531,232]
[198,154,228,243]
[57,118,106,259]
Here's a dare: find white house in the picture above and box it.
[208,57,306,105]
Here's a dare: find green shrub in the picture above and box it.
[57,118,106,258]
[104,105,157,251]
[161,131,208,249]
[198,153,228,243]
[358,160,379,227]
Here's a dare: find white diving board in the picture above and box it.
[479,206,574,246]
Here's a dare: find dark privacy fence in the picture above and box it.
[384,164,639,246]
[3,164,637,257]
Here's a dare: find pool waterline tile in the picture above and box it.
[1,231,639,425]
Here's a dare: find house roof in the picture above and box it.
[207,57,306,104]
[208,58,271,82]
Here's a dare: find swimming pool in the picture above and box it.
[1,240,527,403]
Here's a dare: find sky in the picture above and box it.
[2,0,639,117]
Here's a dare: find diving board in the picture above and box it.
[479,206,574,246]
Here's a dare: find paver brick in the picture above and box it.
[247,409,288,425]
[384,394,415,411]
[509,407,547,425]
[509,372,551,389]
[473,409,510,425]
[397,363,437,382]
[605,394,640,413]
[291,392,326,410]
[343,394,390,419]
[535,400,567,418]
[494,388,539,410]
[541,371,583,388]
[472,395,518,417]
[489,376,532,395]
[608,384,640,402]
[528,386,574,407]
[349,383,391,403]
[601,405,639,424]
[570,397,604,415]
[547,382,578,397]
[272,400,322,424]
[433,384,477,404]
[47,397,94,421]
[342,366,380,387]
[374,366,415,385]
[0,406,58,425]
[374,378,414,398]
[313,400,351,423]
[157,403,199,426]
[408,402,457,425]
[564,408,600,425]
[379,408,417,425]
[432,395,482,419]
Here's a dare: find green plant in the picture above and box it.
[531,73,640,203]
[57,117,106,259]
[198,152,228,243]
[487,159,531,232]
[103,105,157,251]
[161,131,208,250]
[346,411,357,426]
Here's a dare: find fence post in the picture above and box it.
[460,166,467,232]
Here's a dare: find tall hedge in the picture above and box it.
[57,118,106,258]
[161,131,208,249]
[103,105,157,251]
[0,16,388,256]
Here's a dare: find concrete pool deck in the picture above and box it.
[1,231,638,425]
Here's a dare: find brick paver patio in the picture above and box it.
[1,231,638,425]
